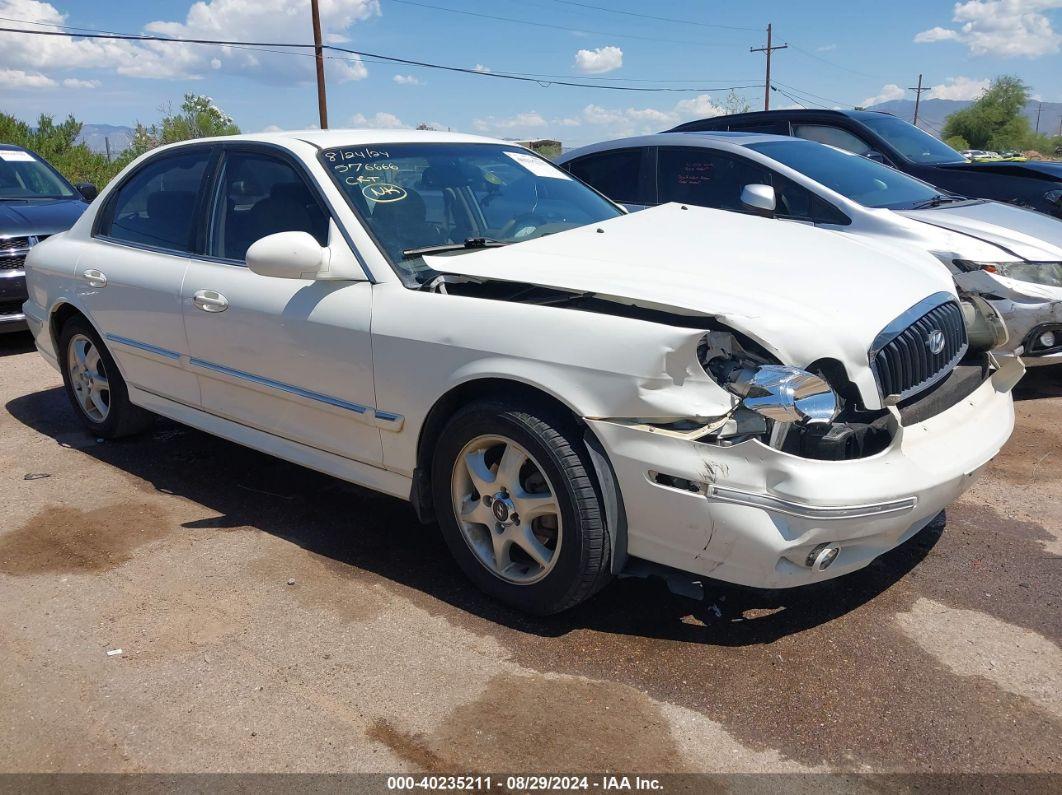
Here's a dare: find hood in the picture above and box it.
[897,201,1062,262]
[0,198,88,237]
[427,204,957,408]
[938,159,1062,181]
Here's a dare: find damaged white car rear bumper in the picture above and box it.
[588,356,1022,590]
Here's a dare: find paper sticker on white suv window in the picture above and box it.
[504,150,571,180]
[0,151,35,162]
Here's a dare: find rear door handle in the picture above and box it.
[82,268,107,288]
[193,289,229,313]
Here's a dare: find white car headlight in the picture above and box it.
[716,363,840,426]
[956,259,1062,288]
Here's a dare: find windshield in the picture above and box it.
[0,150,76,199]
[321,142,622,279]
[856,115,966,165]
[747,139,943,209]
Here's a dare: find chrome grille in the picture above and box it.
[0,236,30,253]
[0,235,37,271]
[870,294,968,402]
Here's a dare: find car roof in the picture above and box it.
[163,128,510,151]
[558,131,797,162]
[666,108,896,131]
[0,143,29,152]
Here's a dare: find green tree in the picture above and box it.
[129,93,240,157]
[723,90,752,115]
[941,76,1034,151]
[0,111,120,186]
[944,134,970,151]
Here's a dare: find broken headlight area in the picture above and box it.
[694,332,894,461]
[955,259,1062,289]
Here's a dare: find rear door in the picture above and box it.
[79,146,214,406]
[180,143,382,465]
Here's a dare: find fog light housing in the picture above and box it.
[1039,331,1056,349]
[806,543,841,571]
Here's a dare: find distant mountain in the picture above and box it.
[864,99,1062,142]
[76,124,134,156]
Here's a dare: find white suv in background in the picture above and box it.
[23,130,1020,613]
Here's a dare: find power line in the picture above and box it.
[379,0,744,47]
[0,25,755,93]
[787,43,887,81]
[546,0,760,31]
[769,84,808,109]
[771,80,856,109]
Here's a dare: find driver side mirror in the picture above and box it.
[247,231,329,280]
[864,150,886,164]
[741,184,776,216]
[75,182,98,201]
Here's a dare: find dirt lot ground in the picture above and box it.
[1,330,1060,779]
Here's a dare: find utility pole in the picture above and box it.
[908,74,929,127]
[751,24,786,111]
[310,0,329,129]
[1035,102,1042,134]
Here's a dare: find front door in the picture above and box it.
[77,147,214,406]
[180,146,382,465]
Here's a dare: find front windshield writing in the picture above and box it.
[0,151,76,199]
[321,143,621,278]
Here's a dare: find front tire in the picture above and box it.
[58,316,153,439]
[432,399,611,615]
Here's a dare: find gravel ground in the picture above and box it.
[1,330,1059,777]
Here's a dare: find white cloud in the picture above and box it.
[393,74,421,85]
[573,45,623,74]
[0,0,379,85]
[914,26,961,43]
[61,77,99,89]
[926,75,990,100]
[815,43,838,52]
[0,68,56,88]
[472,111,548,132]
[261,124,285,132]
[914,0,1062,57]
[472,64,491,73]
[861,83,906,106]
[351,111,407,129]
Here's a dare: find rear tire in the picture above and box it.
[58,316,153,439]
[432,399,611,615]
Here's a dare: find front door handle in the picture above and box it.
[82,268,107,288]
[193,289,229,313]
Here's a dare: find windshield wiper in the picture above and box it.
[402,237,508,260]
[911,193,967,209]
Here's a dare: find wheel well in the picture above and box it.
[49,302,87,351]
[411,378,582,523]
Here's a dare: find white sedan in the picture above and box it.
[559,133,1062,365]
[24,130,1020,613]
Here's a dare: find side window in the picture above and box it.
[657,147,771,211]
[771,173,850,225]
[208,151,329,262]
[564,149,643,204]
[101,151,210,252]
[792,124,872,156]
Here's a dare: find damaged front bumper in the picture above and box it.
[588,355,1022,589]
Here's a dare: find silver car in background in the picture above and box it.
[558,133,1062,366]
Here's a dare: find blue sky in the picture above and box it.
[1,0,1060,146]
